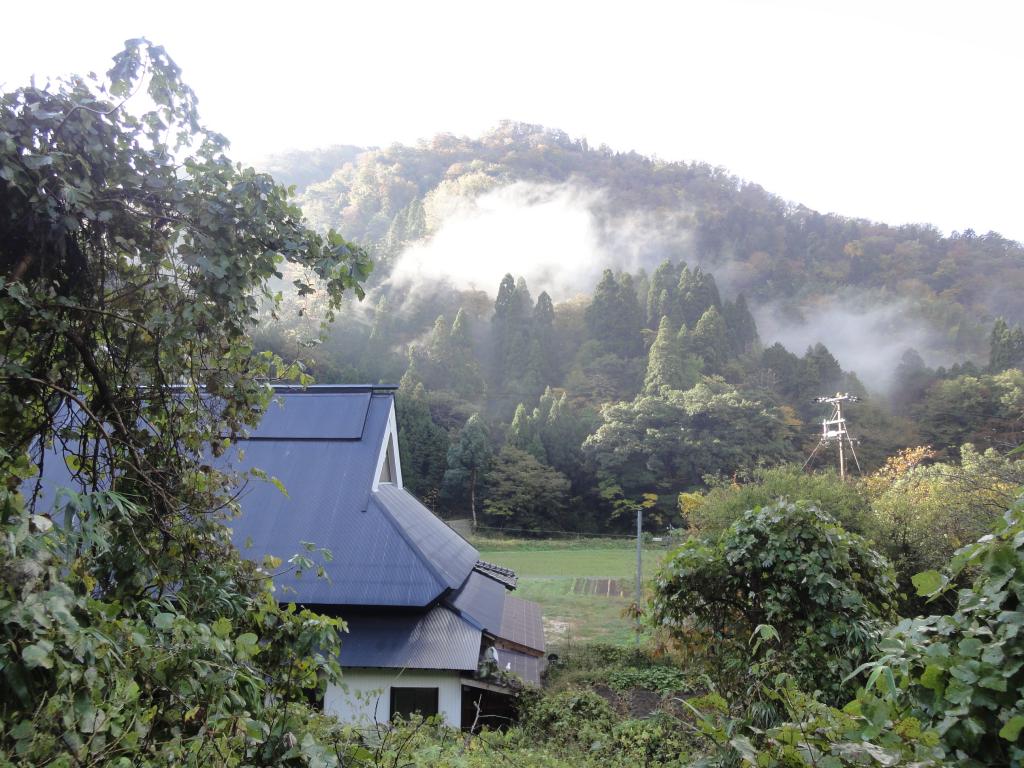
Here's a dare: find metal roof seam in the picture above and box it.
[369,492,453,593]
[368,495,448,598]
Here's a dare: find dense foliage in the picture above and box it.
[687,465,871,537]
[0,41,371,765]
[653,501,898,704]
[865,444,1024,612]
[254,125,1024,532]
[863,497,1024,766]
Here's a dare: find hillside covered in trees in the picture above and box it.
[7,39,1024,768]
[255,124,1024,531]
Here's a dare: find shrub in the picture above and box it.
[865,444,1024,613]
[522,689,616,740]
[862,496,1024,765]
[653,500,897,704]
[688,465,871,538]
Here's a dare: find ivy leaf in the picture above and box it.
[212,617,232,639]
[22,641,54,669]
[1000,715,1024,741]
[912,569,946,597]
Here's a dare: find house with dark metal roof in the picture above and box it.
[224,385,546,728]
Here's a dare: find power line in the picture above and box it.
[468,524,651,540]
[803,392,863,479]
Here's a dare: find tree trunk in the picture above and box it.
[470,467,477,530]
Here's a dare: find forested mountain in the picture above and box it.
[269,121,1024,346]
[254,123,1024,531]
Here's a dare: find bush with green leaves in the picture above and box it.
[687,464,872,537]
[859,496,1024,765]
[0,490,364,766]
[0,39,370,766]
[865,443,1024,613]
[522,689,616,740]
[653,500,898,704]
[684,678,948,767]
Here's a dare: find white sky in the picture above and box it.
[4,1,1022,241]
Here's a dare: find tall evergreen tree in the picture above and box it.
[449,308,486,398]
[677,265,722,327]
[491,273,517,382]
[619,273,645,354]
[534,290,558,380]
[646,259,681,328]
[644,316,686,393]
[723,293,759,354]
[442,414,493,529]
[396,380,449,508]
[585,269,644,358]
[691,306,730,374]
[507,403,546,461]
[762,342,803,398]
[802,342,844,396]
[424,314,452,381]
[989,318,1024,372]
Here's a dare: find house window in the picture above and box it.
[379,437,396,484]
[390,687,439,720]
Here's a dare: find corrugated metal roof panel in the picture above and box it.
[496,648,543,686]
[445,570,507,633]
[371,484,479,591]
[499,596,546,654]
[28,389,484,611]
[226,393,447,606]
[250,392,371,440]
[340,605,482,670]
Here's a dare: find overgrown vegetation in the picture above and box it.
[5,41,1024,768]
[0,40,371,765]
[654,501,898,705]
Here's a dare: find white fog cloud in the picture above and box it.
[388,181,693,301]
[754,299,952,393]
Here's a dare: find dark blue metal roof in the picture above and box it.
[371,484,479,592]
[445,570,507,634]
[225,391,479,607]
[26,387,487,611]
[339,606,482,670]
[251,391,371,439]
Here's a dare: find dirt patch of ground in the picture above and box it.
[589,685,669,718]
[544,618,571,638]
[571,577,630,597]
[627,687,663,718]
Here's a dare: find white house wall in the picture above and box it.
[325,668,462,728]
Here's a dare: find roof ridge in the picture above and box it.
[267,384,399,392]
[369,488,449,594]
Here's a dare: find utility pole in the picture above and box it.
[803,392,862,479]
[635,507,642,646]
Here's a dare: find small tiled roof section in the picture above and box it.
[474,560,518,589]
[497,648,543,686]
[499,596,545,654]
[339,605,482,671]
[445,570,508,634]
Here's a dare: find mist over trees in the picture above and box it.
[249,124,1024,533]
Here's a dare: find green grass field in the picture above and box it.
[475,540,669,648]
